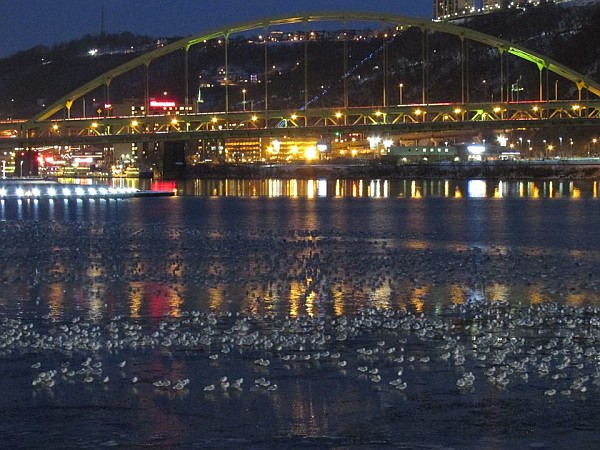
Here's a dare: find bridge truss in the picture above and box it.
[1,11,599,148]
[0,100,595,149]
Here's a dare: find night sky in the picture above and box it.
[1,0,431,58]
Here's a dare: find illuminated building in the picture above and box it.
[224,138,263,162]
[436,0,569,19]
[434,0,476,19]
[390,145,460,162]
[263,137,323,163]
[481,0,571,11]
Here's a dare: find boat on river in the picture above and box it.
[0,178,174,199]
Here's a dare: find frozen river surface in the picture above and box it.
[1,186,600,449]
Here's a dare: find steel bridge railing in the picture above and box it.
[1,100,599,149]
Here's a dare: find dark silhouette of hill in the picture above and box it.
[1,2,599,120]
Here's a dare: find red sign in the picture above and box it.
[150,100,176,108]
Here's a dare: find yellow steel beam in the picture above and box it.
[25,12,600,129]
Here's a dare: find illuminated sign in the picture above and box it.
[73,157,94,165]
[316,139,330,153]
[467,145,486,155]
[150,100,176,108]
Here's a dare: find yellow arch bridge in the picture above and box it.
[1,11,599,150]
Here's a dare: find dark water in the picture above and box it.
[1,178,600,449]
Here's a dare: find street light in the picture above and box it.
[482,79,487,102]
[242,89,247,112]
[399,83,404,105]
[543,139,547,158]
[570,138,574,155]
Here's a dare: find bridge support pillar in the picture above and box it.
[162,141,187,179]
[15,149,39,178]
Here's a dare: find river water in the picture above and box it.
[1,178,599,449]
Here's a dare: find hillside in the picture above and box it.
[1,2,600,119]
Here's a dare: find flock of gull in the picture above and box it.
[1,300,600,403]
[0,221,599,407]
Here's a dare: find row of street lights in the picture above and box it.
[511,136,598,158]
[235,83,408,111]
[234,80,584,110]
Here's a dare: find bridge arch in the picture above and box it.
[25,11,600,128]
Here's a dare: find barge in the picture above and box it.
[0,179,174,199]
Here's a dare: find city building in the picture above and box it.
[435,0,571,20]
[224,138,263,163]
[481,0,533,10]
[389,144,461,162]
[434,0,476,19]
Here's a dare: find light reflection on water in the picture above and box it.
[0,194,599,321]
[16,243,600,323]
[56,177,600,199]
[169,178,599,198]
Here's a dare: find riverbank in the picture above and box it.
[186,160,600,180]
